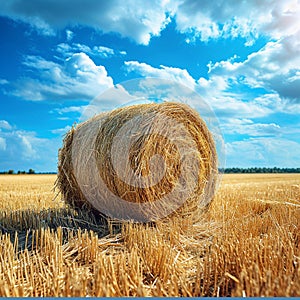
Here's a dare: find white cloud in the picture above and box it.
[124,60,274,119]
[55,43,72,56]
[175,0,300,43]
[174,1,300,109]
[253,93,300,114]
[0,125,60,172]
[1,0,299,46]
[0,120,12,130]
[71,43,91,54]
[80,84,138,121]
[51,125,72,135]
[12,52,113,101]
[0,130,34,159]
[125,60,196,89]
[221,119,281,137]
[18,132,37,159]
[0,79,9,85]
[208,33,300,102]
[198,75,228,92]
[56,43,126,58]
[226,137,300,167]
[0,0,173,45]
[53,105,85,115]
[92,46,115,58]
[212,96,272,118]
[66,29,74,41]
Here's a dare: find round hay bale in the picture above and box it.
[56,102,218,223]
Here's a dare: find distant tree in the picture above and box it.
[8,169,14,174]
[28,168,35,174]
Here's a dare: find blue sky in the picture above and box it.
[0,0,300,172]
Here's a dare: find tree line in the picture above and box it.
[0,169,35,174]
[219,167,300,173]
[1,167,300,174]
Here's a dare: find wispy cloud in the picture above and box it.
[0,120,12,130]
[56,43,127,58]
[50,105,86,121]
[0,137,6,151]
[221,119,281,137]
[53,105,85,115]
[51,125,71,135]
[0,79,9,85]
[65,29,74,41]
[226,137,300,167]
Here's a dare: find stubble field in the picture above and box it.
[0,173,299,297]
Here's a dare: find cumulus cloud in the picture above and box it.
[196,75,273,118]
[122,60,300,169]
[1,0,299,46]
[124,61,274,119]
[253,93,300,114]
[125,61,196,89]
[11,52,113,101]
[2,0,299,110]
[209,33,300,102]
[175,0,300,43]
[0,0,173,45]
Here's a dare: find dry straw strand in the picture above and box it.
[56,102,218,222]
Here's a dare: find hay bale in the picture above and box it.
[56,102,218,222]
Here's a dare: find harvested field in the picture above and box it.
[0,174,299,297]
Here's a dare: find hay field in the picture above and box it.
[0,174,299,297]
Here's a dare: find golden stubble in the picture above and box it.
[0,173,299,296]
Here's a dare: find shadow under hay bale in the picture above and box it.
[56,102,218,223]
[0,208,113,251]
